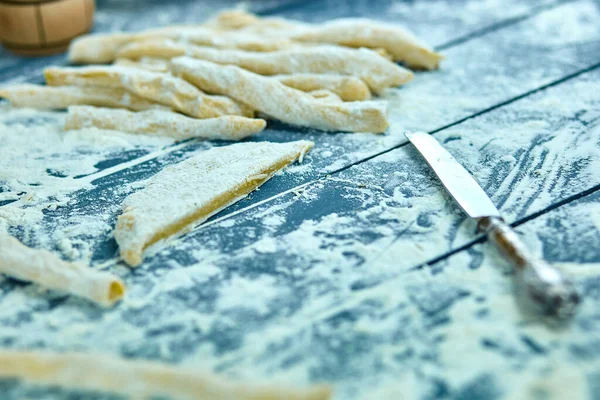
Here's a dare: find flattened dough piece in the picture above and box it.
[65,106,266,141]
[44,66,253,118]
[0,232,125,307]
[0,350,332,400]
[118,40,413,91]
[0,84,165,111]
[171,57,388,133]
[291,18,443,70]
[115,140,314,266]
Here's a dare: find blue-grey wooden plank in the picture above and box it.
[1,173,598,400]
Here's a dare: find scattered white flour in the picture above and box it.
[216,275,281,315]
[0,106,174,204]
[0,1,599,399]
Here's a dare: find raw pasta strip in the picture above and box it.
[206,10,442,70]
[69,32,135,63]
[115,57,170,72]
[205,9,305,32]
[0,84,165,111]
[69,27,293,63]
[273,74,371,101]
[0,350,332,400]
[291,19,443,70]
[308,90,342,103]
[115,140,314,266]
[68,25,198,63]
[170,57,389,133]
[113,59,371,101]
[118,39,413,91]
[65,106,266,141]
[0,232,125,307]
[44,66,254,118]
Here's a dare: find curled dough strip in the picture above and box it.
[115,140,314,266]
[205,9,305,32]
[171,57,389,133]
[308,90,342,104]
[44,66,253,118]
[112,59,371,102]
[67,25,198,63]
[0,350,332,400]
[273,74,371,101]
[206,10,442,70]
[115,57,170,72]
[65,106,266,141]
[69,28,294,64]
[118,40,413,91]
[0,84,166,111]
[0,232,125,307]
[69,32,135,64]
[291,19,443,70]
[113,59,371,102]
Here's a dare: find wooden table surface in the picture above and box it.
[1,0,599,398]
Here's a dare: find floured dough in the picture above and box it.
[69,32,134,64]
[0,350,332,400]
[0,84,166,111]
[69,8,441,71]
[115,57,170,72]
[205,10,442,70]
[118,39,413,91]
[69,27,294,64]
[291,18,443,70]
[171,57,389,133]
[44,65,254,118]
[205,9,304,32]
[0,232,125,307]
[67,25,200,63]
[115,140,314,266]
[65,106,266,141]
[308,90,343,103]
[273,74,371,101]
[113,59,371,101]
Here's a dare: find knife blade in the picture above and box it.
[405,131,580,319]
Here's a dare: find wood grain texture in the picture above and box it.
[1,0,600,398]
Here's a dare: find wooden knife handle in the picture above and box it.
[479,216,580,319]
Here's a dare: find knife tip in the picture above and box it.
[404,131,427,141]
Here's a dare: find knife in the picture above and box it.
[405,131,580,319]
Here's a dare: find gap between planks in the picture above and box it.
[434,0,577,51]
[409,182,600,272]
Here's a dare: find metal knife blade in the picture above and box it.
[404,131,500,219]
[405,131,580,319]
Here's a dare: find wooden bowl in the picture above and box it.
[0,0,95,56]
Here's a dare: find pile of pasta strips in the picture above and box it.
[1,9,442,137]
